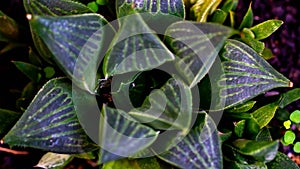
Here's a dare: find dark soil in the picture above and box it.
[1,0,300,168]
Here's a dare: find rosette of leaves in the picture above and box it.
[0,0,299,169]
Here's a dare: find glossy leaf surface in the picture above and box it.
[266,152,300,169]
[36,152,73,169]
[219,40,290,109]
[4,78,98,153]
[190,0,222,22]
[165,22,233,87]
[158,113,222,169]
[99,106,158,163]
[251,102,278,129]
[30,14,114,92]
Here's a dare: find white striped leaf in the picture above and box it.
[36,152,73,169]
[158,112,222,169]
[165,22,234,88]
[24,0,93,63]
[4,78,98,153]
[116,0,185,18]
[219,40,291,109]
[99,106,159,163]
[30,14,115,92]
[129,78,192,130]
[190,0,222,22]
[103,13,174,76]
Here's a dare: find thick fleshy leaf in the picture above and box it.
[226,101,256,113]
[13,61,42,82]
[211,9,227,24]
[279,88,300,108]
[35,152,73,169]
[23,0,92,16]
[238,2,253,29]
[103,13,174,76]
[30,14,115,92]
[251,102,279,129]
[218,39,291,109]
[102,158,161,169]
[117,0,185,18]
[165,22,234,87]
[158,112,222,169]
[99,106,158,163]
[290,110,300,123]
[266,152,300,169]
[240,36,265,54]
[224,160,268,169]
[250,20,283,40]
[4,78,98,153]
[0,109,20,136]
[190,0,222,22]
[255,128,272,141]
[0,10,19,40]
[23,0,93,63]
[129,78,192,130]
[232,139,279,162]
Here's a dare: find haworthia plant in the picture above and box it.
[158,112,222,169]
[116,0,185,18]
[99,106,159,163]
[218,39,291,109]
[29,14,115,92]
[103,13,174,76]
[165,21,234,87]
[129,78,192,130]
[23,0,93,63]
[4,78,98,153]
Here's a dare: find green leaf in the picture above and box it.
[250,20,283,40]
[129,78,192,130]
[261,47,274,60]
[266,152,300,169]
[165,22,234,87]
[283,120,292,129]
[283,130,296,145]
[44,67,56,79]
[234,120,245,137]
[96,0,107,5]
[279,88,300,108]
[30,14,115,92]
[227,101,256,113]
[220,0,238,12]
[294,142,300,153]
[190,0,222,22]
[103,13,174,76]
[218,39,290,110]
[13,61,42,82]
[158,112,222,169]
[102,158,161,169]
[224,160,268,169]
[251,102,279,129]
[0,109,20,136]
[238,2,253,29]
[87,1,99,12]
[245,118,260,136]
[35,152,73,169]
[23,0,93,63]
[240,37,265,54]
[99,106,158,163]
[117,0,185,19]
[290,110,300,123]
[232,139,279,162]
[210,9,227,24]
[4,78,98,153]
[0,10,19,40]
[255,128,272,141]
